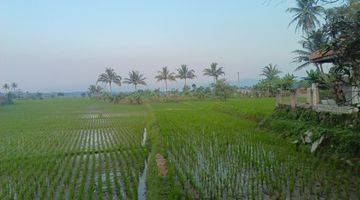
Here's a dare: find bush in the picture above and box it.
[264,105,360,159]
[214,80,233,101]
[0,93,15,106]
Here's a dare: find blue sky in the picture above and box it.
[0,0,307,92]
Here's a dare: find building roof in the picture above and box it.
[309,49,336,64]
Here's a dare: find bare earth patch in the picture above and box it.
[156,153,168,177]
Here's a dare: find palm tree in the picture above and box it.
[88,85,103,97]
[2,83,10,93]
[261,64,281,80]
[97,67,122,94]
[123,70,146,90]
[11,83,18,92]
[203,62,225,84]
[155,67,176,92]
[287,0,324,33]
[303,69,322,84]
[280,73,296,90]
[292,30,328,73]
[176,65,196,88]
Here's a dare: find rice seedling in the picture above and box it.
[0,99,148,199]
[0,98,358,199]
[149,99,359,199]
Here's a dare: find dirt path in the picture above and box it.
[156,154,168,177]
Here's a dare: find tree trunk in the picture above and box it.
[315,64,320,73]
[319,63,324,74]
[184,78,187,88]
[135,84,137,91]
[109,82,112,94]
[165,80,168,92]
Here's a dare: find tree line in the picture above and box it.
[0,82,18,106]
[1,83,18,93]
[88,62,226,97]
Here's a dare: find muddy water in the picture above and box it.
[137,157,148,200]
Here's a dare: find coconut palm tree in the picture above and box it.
[280,73,296,90]
[303,69,323,84]
[176,64,196,88]
[155,67,176,92]
[97,67,122,94]
[2,83,10,93]
[123,70,146,90]
[203,62,225,84]
[287,0,324,33]
[11,83,18,92]
[261,64,281,80]
[292,30,328,73]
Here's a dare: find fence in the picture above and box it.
[276,83,359,114]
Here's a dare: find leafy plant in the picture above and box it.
[214,79,234,101]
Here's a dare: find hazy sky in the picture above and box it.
[1,0,305,92]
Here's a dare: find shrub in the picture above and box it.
[0,93,15,106]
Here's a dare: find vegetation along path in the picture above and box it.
[0,98,358,199]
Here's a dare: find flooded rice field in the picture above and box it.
[0,102,148,200]
[0,99,358,199]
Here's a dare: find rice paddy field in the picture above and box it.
[0,98,358,199]
[0,99,148,199]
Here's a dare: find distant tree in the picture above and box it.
[57,92,65,97]
[214,79,234,102]
[97,67,121,94]
[191,83,197,91]
[287,0,324,33]
[153,88,161,98]
[254,64,282,95]
[261,64,281,80]
[11,83,18,92]
[2,83,10,93]
[87,85,103,97]
[279,73,296,90]
[292,30,328,73]
[35,92,43,100]
[182,85,191,96]
[203,62,225,83]
[124,70,147,90]
[194,86,211,99]
[303,70,323,85]
[176,65,196,88]
[155,67,176,92]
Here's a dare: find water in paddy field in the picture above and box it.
[138,157,149,200]
[80,112,146,119]
[141,128,147,147]
[138,128,149,200]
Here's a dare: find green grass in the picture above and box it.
[0,98,358,199]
